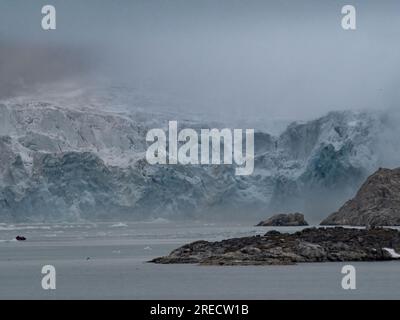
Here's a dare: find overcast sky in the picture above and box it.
[1,0,400,121]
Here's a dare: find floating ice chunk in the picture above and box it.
[110,222,128,228]
[0,239,17,243]
[383,248,400,258]
[44,234,58,237]
[147,218,170,224]
[0,225,51,231]
[144,246,152,250]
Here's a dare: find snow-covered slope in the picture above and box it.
[0,89,397,222]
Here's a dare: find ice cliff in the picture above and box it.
[0,89,398,222]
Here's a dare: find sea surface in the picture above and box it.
[0,221,399,299]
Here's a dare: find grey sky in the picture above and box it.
[1,0,400,121]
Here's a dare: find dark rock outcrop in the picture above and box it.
[256,213,308,226]
[321,168,400,226]
[150,227,400,265]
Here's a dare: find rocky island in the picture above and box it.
[321,168,400,226]
[150,227,400,265]
[256,213,308,226]
[151,167,400,266]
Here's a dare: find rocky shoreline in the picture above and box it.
[150,227,400,265]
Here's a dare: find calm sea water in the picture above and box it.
[0,221,399,299]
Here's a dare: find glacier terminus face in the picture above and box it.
[0,87,398,223]
[145,121,254,176]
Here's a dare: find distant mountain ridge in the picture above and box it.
[0,89,398,222]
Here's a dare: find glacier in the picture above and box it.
[0,88,398,222]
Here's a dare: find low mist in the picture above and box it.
[0,41,95,99]
[1,0,400,122]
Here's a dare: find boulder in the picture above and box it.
[256,212,308,226]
